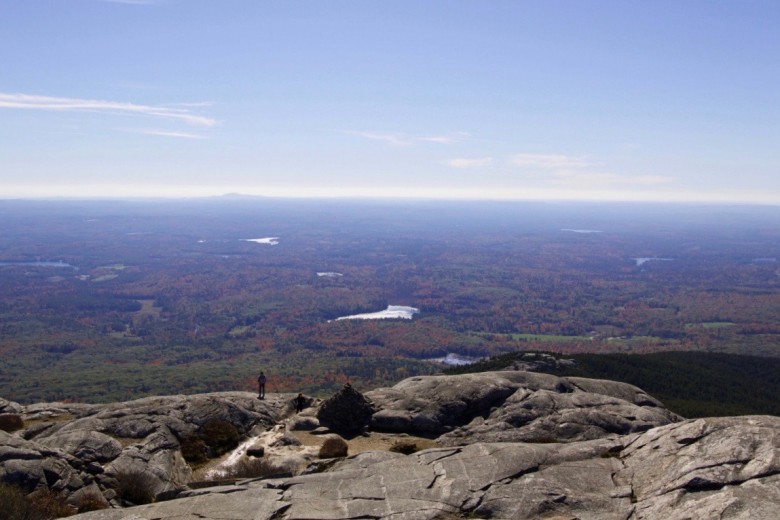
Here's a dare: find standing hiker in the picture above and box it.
[257,371,266,399]
[295,393,306,413]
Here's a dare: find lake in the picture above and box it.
[0,260,76,269]
[335,305,419,321]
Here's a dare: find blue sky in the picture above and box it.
[1,1,778,202]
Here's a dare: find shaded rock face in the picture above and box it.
[70,415,780,520]
[316,384,375,436]
[0,392,293,506]
[0,398,23,414]
[0,430,90,498]
[366,371,681,444]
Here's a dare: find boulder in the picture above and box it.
[289,416,319,431]
[0,413,24,433]
[318,435,348,459]
[0,398,23,415]
[316,384,375,436]
[42,430,123,464]
[270,434,301,448]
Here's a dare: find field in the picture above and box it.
[1,198,779,403]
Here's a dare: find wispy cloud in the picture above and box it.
[510,153,589,170]
[122,128,206,139]
[345,130,470,146]
[0,93,217,127]
[550,171,674,187]
[171,101,214,108]
[446,157,493,169]
[419,132,470,144]
[510,152,675,188]
[345,131,411,146]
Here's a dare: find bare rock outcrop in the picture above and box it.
[0,429,103,508]
[619,415,780,519]
[69,415,780,520]
[0,392,294,506]
[366,371,680,444]
[3,373,778,519]
[0,397,23,415]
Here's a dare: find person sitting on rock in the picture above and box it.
[295,393,306,413]
[257,372,267,399]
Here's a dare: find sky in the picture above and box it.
[1,0,779,203]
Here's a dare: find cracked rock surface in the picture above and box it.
[366,371,681,444]
[1,392,294,507]
[3,373,779,519]
[70,415,780,519]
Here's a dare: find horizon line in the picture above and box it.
[1,192,779,207]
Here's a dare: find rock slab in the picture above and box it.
[70,415,780,520]
[366,371,681,444]
[0,392,294,506]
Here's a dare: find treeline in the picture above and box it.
[446,351,780,418]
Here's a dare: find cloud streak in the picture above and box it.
[345,131,411,146]
[346,130,469,146]
[510,153,590,170]
[446,157,493,169]
[550,171,674,187]
[509,152,675,188]
[122,128,206,139]
[419,132,470,144]
[0,93,217,127]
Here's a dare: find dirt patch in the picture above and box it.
[189,414,441,484]
[110,436,144,448]
[291,430,439,455]
[22,412,75,430]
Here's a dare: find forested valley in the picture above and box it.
[1,198,778,404]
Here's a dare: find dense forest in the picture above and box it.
[1,198,778,403]
[445,351,780,418]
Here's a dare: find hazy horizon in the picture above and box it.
[1,191,780,207]
[3,188,780,206]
